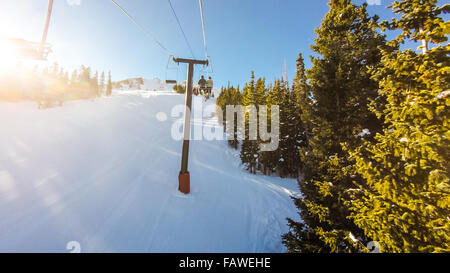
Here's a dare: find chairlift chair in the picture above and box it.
[7,38,52,60]
[6,0,54,61]
[165,55,180,85]
[165,79,177,84]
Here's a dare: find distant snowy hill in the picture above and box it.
[113,77,175,91]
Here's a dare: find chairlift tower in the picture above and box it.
[173,57,208,194]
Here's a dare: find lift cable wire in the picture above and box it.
[167,0,196,59]
[110,0,173,55]
[198,0,208,60]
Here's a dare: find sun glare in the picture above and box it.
[0,38,21,73]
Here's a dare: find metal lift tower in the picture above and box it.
[174,57,209,194]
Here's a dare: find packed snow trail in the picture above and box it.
[0,90,300,252]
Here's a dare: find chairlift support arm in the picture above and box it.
[173,57,208,66]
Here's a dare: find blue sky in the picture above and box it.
[0,0,446,87]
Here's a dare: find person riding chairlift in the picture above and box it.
[206,77,213,97]
[198,75,207,95]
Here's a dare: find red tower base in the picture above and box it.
[178,172,190,194]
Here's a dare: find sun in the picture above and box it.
[0,38,21,73]
[0,37,48,74]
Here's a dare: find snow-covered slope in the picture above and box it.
[0,90,300,253]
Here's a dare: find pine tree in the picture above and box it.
[348,0,450,252]
[260,80,283,175]
[106,71,112,96]
[64,72,69,85]
[283,0,386,252]
[261,78,303,177]
[230,86,243,149]
[231,86,243,149]
[216,85,243,149]
[79,65,90,84]
[70,70,78,86]
[240,72,261,174]
[51,62,59,77]
[280,82,304,178]
[99,71,105,95]
[241,72,257,106]
[293,54,312,149]
[92,71,99,97]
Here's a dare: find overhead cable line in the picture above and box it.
[198,0,209,59]
[110,0,173,55]
[167,0,196,59]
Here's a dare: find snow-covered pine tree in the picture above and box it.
[348,0,450,252]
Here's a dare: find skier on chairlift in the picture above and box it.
[198,75,207,95]
[206,76,213,97]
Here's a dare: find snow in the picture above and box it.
[0,90,300,253]
[357,128,371,138]
[115,78,174,91]
[349,232,358,243]
[437,90,450,100]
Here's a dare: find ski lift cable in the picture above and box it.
[167,0,196,59]
[208,56,213,73]
[198,0,209,60]
[110,0,174,55]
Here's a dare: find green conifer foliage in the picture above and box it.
[241,72,262,174]
[348,0,449,252]
[283,0,386,252]
[216,85,243,149]
[262,80,284,175]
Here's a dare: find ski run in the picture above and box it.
[0,89,300,252]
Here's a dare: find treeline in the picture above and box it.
[67,65,113,99]
[0,62,113,106]
[217,77,303,178]
[217,0,449,253]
